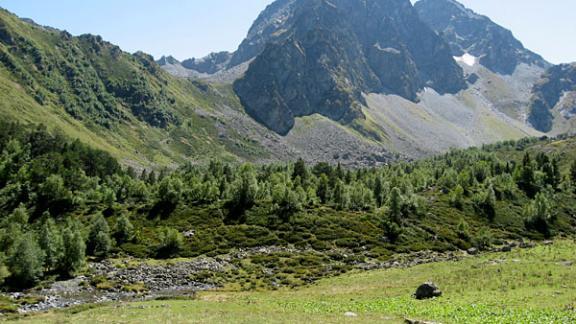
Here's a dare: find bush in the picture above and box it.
[0,254,10,286]
[8,234,45,287]
[60,226,86,277]
[450,185,465,209]
[472,229,493,250]
[156,228,184,258]
[87,214,113,258]
[114,214,135,244]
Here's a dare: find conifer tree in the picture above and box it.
[60,225,86,277]
[114,214,135,244]
[87,214,113,258]
[388,187,404,224]
[38,212,64,272]
[8,234,45,287]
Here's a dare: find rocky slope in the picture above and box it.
[233,0,467,135]
[414,0,550,75]
[528,63,576,133]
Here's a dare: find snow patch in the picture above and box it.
[453,53,477,67]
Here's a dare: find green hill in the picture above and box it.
[0,8,272,167]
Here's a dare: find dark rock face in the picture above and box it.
[157,55,180,66]
[528,63,576,132]
[414,282,442,300]
[181,51,232,74]
[415,0,549,75]
[234,0,466,135]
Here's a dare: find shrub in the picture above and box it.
[8,234,45,287]
[156,228,184,258]
[87,214,113,258]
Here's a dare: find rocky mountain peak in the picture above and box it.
[234,0,466,135]
[529,63,576,132]
[415,0,550,75]
[157,55,180,66]
[181,51,232,75]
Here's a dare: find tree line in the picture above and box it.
[0,122,573,288]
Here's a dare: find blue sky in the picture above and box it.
[1,0,574,64]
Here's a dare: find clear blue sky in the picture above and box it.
[1,0,574,64]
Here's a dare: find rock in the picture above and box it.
[344,312,358,317]
[467,247,479,255]
[500,245,512,252]
[519,241,536,249]
[560,261,573,267]
[414,282,442,300]
[405,319,439,324]
[543,240,554,246]
[234,0,466,135]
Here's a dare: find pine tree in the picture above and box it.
[38,213,64,272]
[227,164,259,223]
[332,180,349,210]
[0,253,9,286]
[517,153,537,197]
[87,214,113,258]
[114,214,135,244]
[388,187,404,224]
[292,158,309,184]
[570,160,576,184]
[156,227,184,258]
[450,185,465,209]
[524,192,553,237]
[275,187,302,223]
[374,176,384,207]
[60,226,86,277]
[317,174,330,204]
[8,234,45,287]
[10,204,29,225]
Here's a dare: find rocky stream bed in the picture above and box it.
[2,241,542,314]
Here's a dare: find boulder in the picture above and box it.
[344,312,358,317]
[414,282,442,300]
[405,319,439,324]
[467,247,479,255]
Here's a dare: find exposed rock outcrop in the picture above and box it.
[234,0,466,135]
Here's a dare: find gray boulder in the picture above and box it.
[414,282,442,300]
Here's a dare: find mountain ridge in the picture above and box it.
[414,0,550,75]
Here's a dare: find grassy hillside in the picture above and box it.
[18,240,576,323]
[0,8,272,167]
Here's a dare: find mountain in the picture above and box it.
[0,7,397,167]
[181,51,232,74]
[0,8,304,167]
[414,0,550,75]
[528,63,576,133]
[233,0,467,135]
[160,0,542,157]
[0,0,561,167]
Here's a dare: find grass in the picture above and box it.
[12,240,576,323]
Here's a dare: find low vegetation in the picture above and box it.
[0,120,575,292]
[16,240,576,323]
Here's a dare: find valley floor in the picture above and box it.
[13,240,576,323]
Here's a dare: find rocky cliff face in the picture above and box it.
[233,0,466,135]
[415,0,549,75]
[528,63,576,132]
[181,51,232,74]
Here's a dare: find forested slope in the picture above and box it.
[0,122,574,289]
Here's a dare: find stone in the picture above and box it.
[500,245,512,252]
[414,282,442,300]
[467,247,479,255]
[405,319,439,324]
[344,312,358,317]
